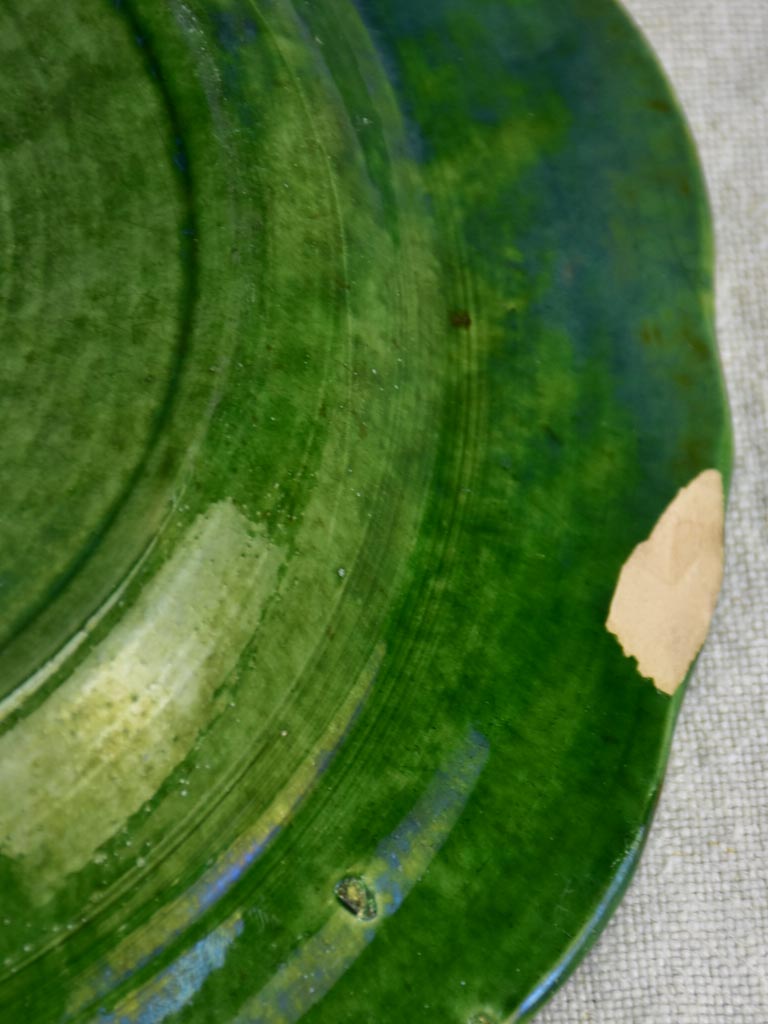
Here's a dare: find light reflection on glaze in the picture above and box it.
[68,647,383,1019]
[195,826,282,915]
[0,501,284,895]
[231,728,489,1024]
[98,913,244,1024]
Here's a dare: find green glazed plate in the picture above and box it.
[0,0,730,1021]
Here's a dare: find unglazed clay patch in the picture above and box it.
[607,469,725,695]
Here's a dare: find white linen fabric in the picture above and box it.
[538,2,768,1020]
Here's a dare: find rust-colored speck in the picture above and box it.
[450,309,472,329]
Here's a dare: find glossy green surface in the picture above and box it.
[0,0,730,1021]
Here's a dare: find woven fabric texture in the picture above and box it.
[538,2,768,1021]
